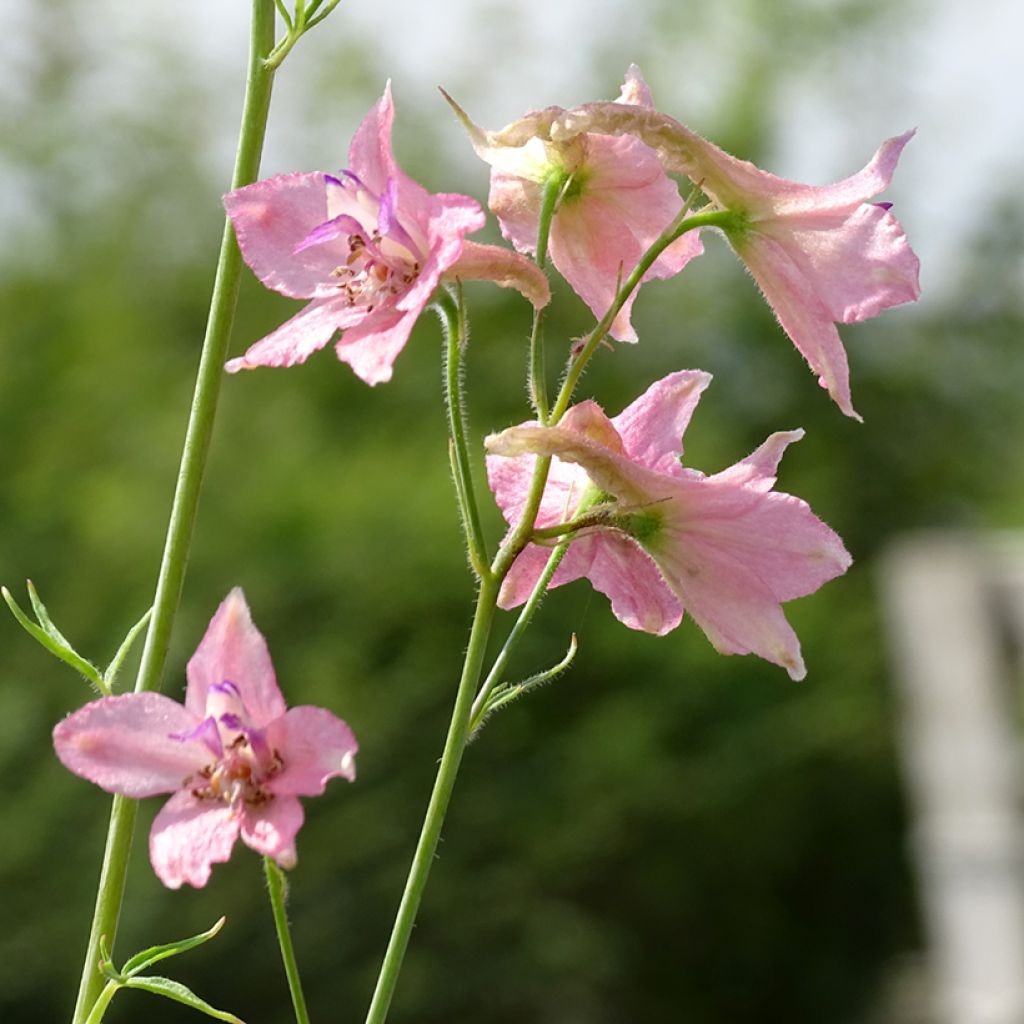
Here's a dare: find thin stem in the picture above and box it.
[81,980,120,1024]
[70,5,279,1021]
[527,173,563,422]
[470,538,571,726]
[551,207,731,424]
[363,576,500,1024]
[265,859,312,1024]
[437,290,490,578]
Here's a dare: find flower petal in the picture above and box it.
[266,706,358,796]
[241,795,304,869]
[225,297,363,372]
[149,789,241,889]
[611,370,711,474]
[349,83,433,223]
[445,240,551,309]
[733,231,858,418]
[53,693,210,797]
[185,588,286,728]
[225,172,339,299]
[332,307,418,385]
[586,534,682,634]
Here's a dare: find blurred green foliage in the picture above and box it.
[2,3,1022,1023]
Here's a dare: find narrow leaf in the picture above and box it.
[121,917,226,978]
[123,976,244,1023]
[103,607,153,692]
[28,580,74,646]
[2,586,106,692]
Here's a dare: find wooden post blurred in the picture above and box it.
[881,534,1024,1024]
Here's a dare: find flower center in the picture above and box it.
[328,228,421,314]
[190,729,284,808]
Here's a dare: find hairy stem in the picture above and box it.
[265,859,313,1024]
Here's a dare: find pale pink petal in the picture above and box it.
[732,231,857,418]
[150,789,241,889]
[773,131,917,216]
[547,133,699,340]
[488,172,544,255]
[348,83,433,220]
[771,204,921,323]
[616,64,654,108]
[225,297,362,372]
[53,694,210,797]
[654,537,807,680]
[185,588,286,728]
[612,370,711,474]
[224,172,338,299]
[445,240,551,308]
[396,194,485,315]
[709,429,803,492]
[586,535,681,634]
[241,795,304,869]
[333,307,418,385]
[266,707,358,796]
[664,471,852,605]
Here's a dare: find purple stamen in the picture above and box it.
[169,715,223,757]
[294,213,365,255]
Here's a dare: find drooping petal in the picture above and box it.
[585,534,682,634]
[225,297,364,373]
[150,789,242,889]
[53,693,211,798]
[185,588,286,728]
[445,241,551,309]
[732,230,858,418]
[224,172,339,300]
[241,795,304,869]
[332,307,419,385]
[265,706,358,796]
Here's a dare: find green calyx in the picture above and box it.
[613,506,665,545]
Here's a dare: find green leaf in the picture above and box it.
[122,975,245,1023]
[103,606,153,692]
[2,584,106,692]
[121,917,226,978]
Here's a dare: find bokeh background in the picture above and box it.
[2,1,1022,1021]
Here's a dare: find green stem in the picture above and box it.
[265,859,313,1024]
[363,576,500,1024]
[81,980,120,1024]
[470,537,571,727]
[551,207,734,423]
[437,290,490,579]
[526,173,563,421]
[70,5,279,1021]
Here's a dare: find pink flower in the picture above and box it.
[445,67,702,341]
[486,371,851,679]
[224,85,494,385]
[531,86,920,418]
[53,589,358,888]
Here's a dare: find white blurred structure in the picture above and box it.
[882,534,1024,1024]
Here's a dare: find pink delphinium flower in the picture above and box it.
[445,67,702,341]
[224,85,546,385]
[489,71,920,418]
[487,371,851,679]
[53,589,358,888]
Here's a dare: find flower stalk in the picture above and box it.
[70,3,279,1019]
[265,858,313,1024]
